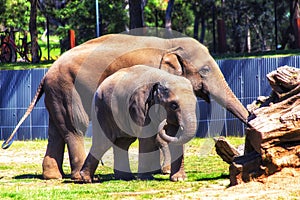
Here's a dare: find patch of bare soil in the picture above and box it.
[160,168,300,200]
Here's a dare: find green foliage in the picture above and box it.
[40,0,128,50]
[145,0,194,36]
[0,0,45,33]
[40,0,97,49]
[172,0,194,35]
[99,0,128,34]
[0,0,30,29]
[0,1,296,55]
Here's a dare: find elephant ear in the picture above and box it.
[160,47,187,76]
[145,82,170,121]
[145,82,169,109]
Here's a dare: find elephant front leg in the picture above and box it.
[138,136,161,180]
[80,129,113,183]
[156,135,171,174]
[169,144,186,182]
[113,137,136,180]
[80,153,100,183]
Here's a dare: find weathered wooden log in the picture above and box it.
[219,66,300,186]
[214,136,241,164]
[267,66,300,99]
[229,151,264,186]
[246,93,300,154]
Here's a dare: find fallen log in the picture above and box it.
[215,66,300,186]
[214,136,241,164]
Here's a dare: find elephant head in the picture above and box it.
[160,39,249,124]
[144,81,198,145]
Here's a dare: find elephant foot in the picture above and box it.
[71,171,82,181]
[80,153,99,183]
[42,156,64,180]
[161,165,171,174]
[42,170,63,180]
[137,173,154,180]
[80,169,93,183]
[170,171,187,182]
[114,170,135,181]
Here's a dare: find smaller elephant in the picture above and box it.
[80,65,198,183]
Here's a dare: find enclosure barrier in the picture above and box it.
[1,56,300,140]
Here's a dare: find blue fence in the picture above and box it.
[1,56,300,140]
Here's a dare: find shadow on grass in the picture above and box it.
[13,172,228,184]
[65,173,169,184]
[14,174,77,180]
[63,173,116,184]
[13,173,134,183]
[187,171,229,182]
[14,174,44,179]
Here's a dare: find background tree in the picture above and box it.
[30,0,39,63]
[0,0,31,30]
[39,0,128,51]
[279,0,300,49]
[129,0,146,29]
[1,0,299,56]
[144,0,168,27]
[190,0,213,43]
[165,0,174,36]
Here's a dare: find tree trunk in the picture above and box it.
[217,19,226,53]
[29,0,39,63]
[129,0,144,29]
[193,12,200,40]
[199,16,206,44]
[165,0,174,37]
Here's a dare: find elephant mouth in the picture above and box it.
[165,124,181,137]
[157,119,182,143]
[195,89,210,103]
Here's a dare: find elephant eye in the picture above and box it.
[199,65,210,76]
[170,102,179,110]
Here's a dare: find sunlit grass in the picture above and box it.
[0,137,244,199]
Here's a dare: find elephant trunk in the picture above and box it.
[210,79,249,124]
[158,105,198,145]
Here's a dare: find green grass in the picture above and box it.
[0,61,53,70]
[38,36,61,61]
[0,137,244,199]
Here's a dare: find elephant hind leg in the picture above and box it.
[113,137,137,180]
[42,119,65,180]
[66,133,87,180]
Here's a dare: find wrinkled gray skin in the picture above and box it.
[4,34,249,181]
[80,65,198,182]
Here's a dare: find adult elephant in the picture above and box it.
[3,32,249,181]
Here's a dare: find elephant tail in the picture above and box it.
[2,77,45,149]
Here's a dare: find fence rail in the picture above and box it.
[1,56,300,140]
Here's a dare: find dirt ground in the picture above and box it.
[168,168,300,200]
[1,144,300,200]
